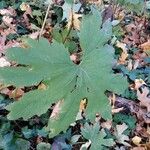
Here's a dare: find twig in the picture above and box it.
[62,5,73,44]
[39,1,52,38]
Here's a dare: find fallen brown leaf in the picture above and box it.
[137,87,150,112]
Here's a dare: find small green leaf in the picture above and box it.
[15,139,30,150]
[81,123,115,150]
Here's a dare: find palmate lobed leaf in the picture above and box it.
[0,9,128,137]
[81,123,115,150]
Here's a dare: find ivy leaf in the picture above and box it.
[15,138,30,150]
[81,123,115,150]
[0,9,127,137]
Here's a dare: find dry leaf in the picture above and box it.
[38,83,47,90]
[112,107,124,114]
[50,100,63,119]
[137,87,150,112]
[101,120,112,130]
[79,98,87,111]
[0,57,11,67]
[127,59,133,70]
[28,32,39,39]
[80,140,91,150]
[132,136,142,146]
[114,123,131,146]
[2,16,13,26]
[131,147,145,150]
[141,40,150,55]
[88,0,102,6]
[134,79,146,90]
[8,88,24,100]
[140,142,150,150]
[110,93,124,114]
[67,12,82,30]
[116,41,128,64]
[20,2,30,12]
[0,7,16,16]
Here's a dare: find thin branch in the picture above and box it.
[39,1,52,38]
[62,5,73,44]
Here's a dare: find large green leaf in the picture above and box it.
[0,9,127,137]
